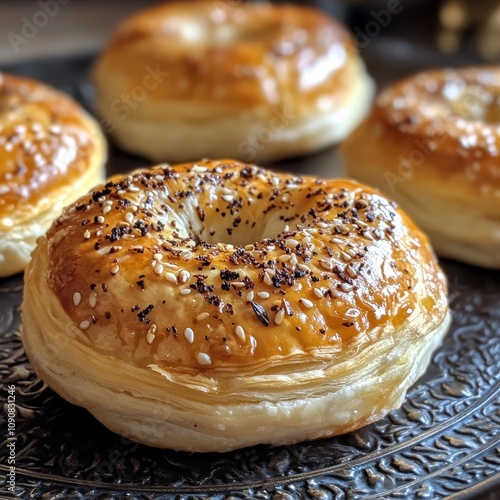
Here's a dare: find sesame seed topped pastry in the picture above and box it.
[22,159,450,452]
[0,73,106,277]
[341,66,500,268]
[92,1,373,163]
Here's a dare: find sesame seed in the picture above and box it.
[181,250,192,260]
[303,236,312,244]
[314,288,324,298]
[179,270,190,283]
[154,253,163,261]
[245,244,255,251]
[221,194,234,203]
[73,292,82,306]
[196,352,212,366]
[79,320,90,330]
[84,230,91,239]
[279,255,292,262]
[257,291,270,299]
[103,205,112,215]
[246,291,254,301]
[154,264,164,276]
[281,194,289,203]
[336,263,347,273]
[125,213,134,224]
[110,265,120,275]
[235,325,245,341]
[300,298,314,308]
[164,262,178,270]
[232,281,246,288]
[274,309,285,325]
[196,312,210,322]
[180,288,192,295]
[319,259,333,271]
[191,165,208,172]
[184,327,195,344]
[286,239,299,248]
[97,216,105,224]
[346,265,357,278]
[0,186,10,195]
[146,324,157,344]
[297,263,309,272]
[271,176,280,186]
[363,231,374,240]
[341,251,352,262]
[341,283,354,292]
[89,293,97,308]
[263,274,273,286]
[129,186,140,192]
[165,272,178,284]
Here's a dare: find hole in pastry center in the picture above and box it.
[200,214,290,247]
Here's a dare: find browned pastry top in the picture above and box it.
[93,1,357,114]
[0,73,100,227]
[43,160,448,374]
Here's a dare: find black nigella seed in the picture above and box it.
[251,301,270,327]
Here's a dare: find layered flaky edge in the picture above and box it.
[94,57,374,163]
[0,113,106,278]
[23,236,450,452]
[344,161,500,268]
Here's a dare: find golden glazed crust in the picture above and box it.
[341,66,500,267]
[0,73,106,276]
[92,1,373,162]
[22,160,450,451]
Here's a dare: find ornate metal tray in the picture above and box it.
[0,54,499,500]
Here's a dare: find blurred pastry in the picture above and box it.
[92,1,373,163]
[341,66,500,268]
[0,73,106,277]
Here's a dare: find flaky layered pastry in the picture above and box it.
[23,160,450,452]
[92,1,373,163]
[0,73,106,277]
[341,66,500,268]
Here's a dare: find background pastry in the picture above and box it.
[92,1,374,163]
[341,66,500,268]
[22,159,450,452]
[0,72,106,277]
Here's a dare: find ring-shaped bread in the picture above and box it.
[341,66,500,268]
[22,160,450,452]
[92,1,373,163]
[0,72,106,277]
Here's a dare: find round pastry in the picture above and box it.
[22,159,450,452]
[0,72,107,277]
[92,1,373,163]
[341,66,500,268]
